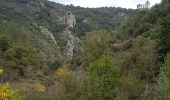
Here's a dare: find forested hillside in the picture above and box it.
[0,0,170,100]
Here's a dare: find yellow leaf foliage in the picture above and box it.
[55,66,72,81]
[0,92,8,100]
[0,83,23,100]
[34,83,46,93]
[0,68,4,75]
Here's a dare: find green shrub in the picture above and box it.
[0,83,23,100]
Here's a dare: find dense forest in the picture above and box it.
[0,0,170,100]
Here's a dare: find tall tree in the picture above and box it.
[79,55,122,100]
[145,0,151,9]
[81,30,112,65]
[159,14,170,60]
[154,54,170,100]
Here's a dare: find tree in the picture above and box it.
[145,0,151,9]
[5,45,42,76]
[55,66,75,93]
[79,55,122,100]
[0,83,23,100]
[137,4,142,10]
[82,30,113,65]
[154,54,170,100]
[0,68,4,75]
[162,0,170,3]
[159,14,170,60]
[137,1,151,10]
[0,36,10,52]
[34,83,46,93]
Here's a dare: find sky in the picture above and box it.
[49,0,161,9]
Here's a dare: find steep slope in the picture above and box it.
[0,0,137,99]
[0,0,82,60]
[55,3,136,36]
[0,0,135,62]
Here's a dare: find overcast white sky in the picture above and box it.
[49,0,161,9]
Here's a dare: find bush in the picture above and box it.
[0,36,10,52]
[0,83,23,100]
[79,55,122,100]
[82,30,113,65]
[5,45,42,76]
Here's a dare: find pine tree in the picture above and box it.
[145,0,151,9]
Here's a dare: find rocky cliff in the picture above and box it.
[0,0,82,60]
[0,0,135,62]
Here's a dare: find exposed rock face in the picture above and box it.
[33,15,80,60]
[62,29,82,59]
[39,26,57,45]
[31,6,78,60]
[7,0,77,29]
[82,19,88,23]
[0,0,136,64]
[49,9,79,59]
[113,12,130,22]
[50,9,76,28]
[67,12,76,28]
[49,8,79,59]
